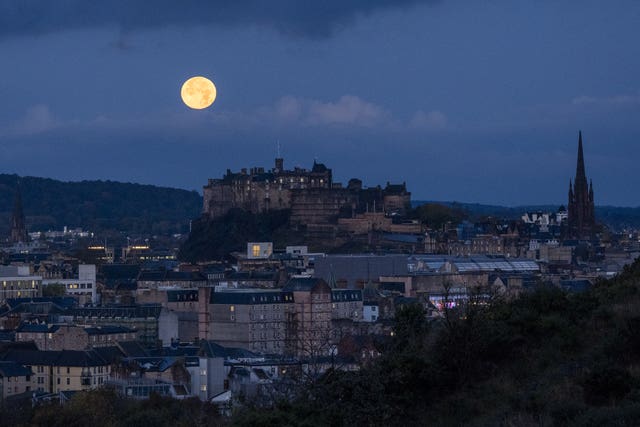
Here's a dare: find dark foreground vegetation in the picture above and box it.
[234,258,640,426]
[1,390,222,427]
[4,258,640,426]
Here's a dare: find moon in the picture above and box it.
[181,76,217,110]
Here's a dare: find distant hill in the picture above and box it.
[0,174,202,236]
[413,200,640,231]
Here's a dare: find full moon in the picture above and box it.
[180,76,217,110]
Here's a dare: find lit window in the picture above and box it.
[252,245,261,257]
[201,385,207,391]
[230,305,235,312]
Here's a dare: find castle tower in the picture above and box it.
[567,131,595,238]
[9,184,29,243]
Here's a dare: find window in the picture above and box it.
[200,384,207,392]
[67,378,70,385]
[252,245,261,257]
[230,305,235,312]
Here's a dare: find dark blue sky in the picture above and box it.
[1,1,639,206]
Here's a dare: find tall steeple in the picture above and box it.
[9,182,29,244]
[573,131,588,196]
[575,131,586,186]
[567,131,596,238]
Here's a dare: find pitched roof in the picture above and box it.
[0,361,32,377]
[116,341,149,358]
[283,277,329,292]
[210,290,293,305]
[84,325,135,335]
[2,349,110,366]
[198,340,259,359]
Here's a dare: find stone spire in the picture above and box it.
[9,182,29,243]
[575,130,587,188]
[567,132,596,238]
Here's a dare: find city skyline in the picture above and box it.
[1,1,639,206]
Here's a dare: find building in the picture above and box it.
[202,158,411,227]
[282,278,333,357]
[8,185,29,244]
[15,324,137,351]
[198,288,295,354]
[0,348,113,393]
[42,264,97,305]
[69,305,163,345]
[314,254,409,288]
[0,266,42,304]
[0,361,33,401]
[331,289,363,322]
[136,270,207,293]
[568,131,596,238]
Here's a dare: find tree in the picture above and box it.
[411,203,468,230]
[42,283,66,297]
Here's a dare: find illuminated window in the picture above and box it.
[252,245,261,257]
[230,305,235,312]
[201,384,207,391]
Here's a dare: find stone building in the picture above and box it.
[202,158,411,227]
[282,278,334,357]
[0,361,33,401]
[198,288,295,354]
[0,348,113,394]
[15,323,137,351]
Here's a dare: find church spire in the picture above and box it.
[575,130,586,186]
[567,131,596,239]
[9,181,29,244]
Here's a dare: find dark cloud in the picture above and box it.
[0,0,436,39]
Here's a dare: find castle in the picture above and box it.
[567,131,596,238]
[202,158,411,226]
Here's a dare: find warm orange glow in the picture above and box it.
[181,76,217,109]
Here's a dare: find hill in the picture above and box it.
[0,174,202,236]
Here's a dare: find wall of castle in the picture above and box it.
[383,194,411,215]
[290,188,359,225]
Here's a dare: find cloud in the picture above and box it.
[0,0,439,40]
[2,96,446,139]
[409,110,447,130]
[572,91,640,108]
[6,104,59,136]
[306,95,391,127]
